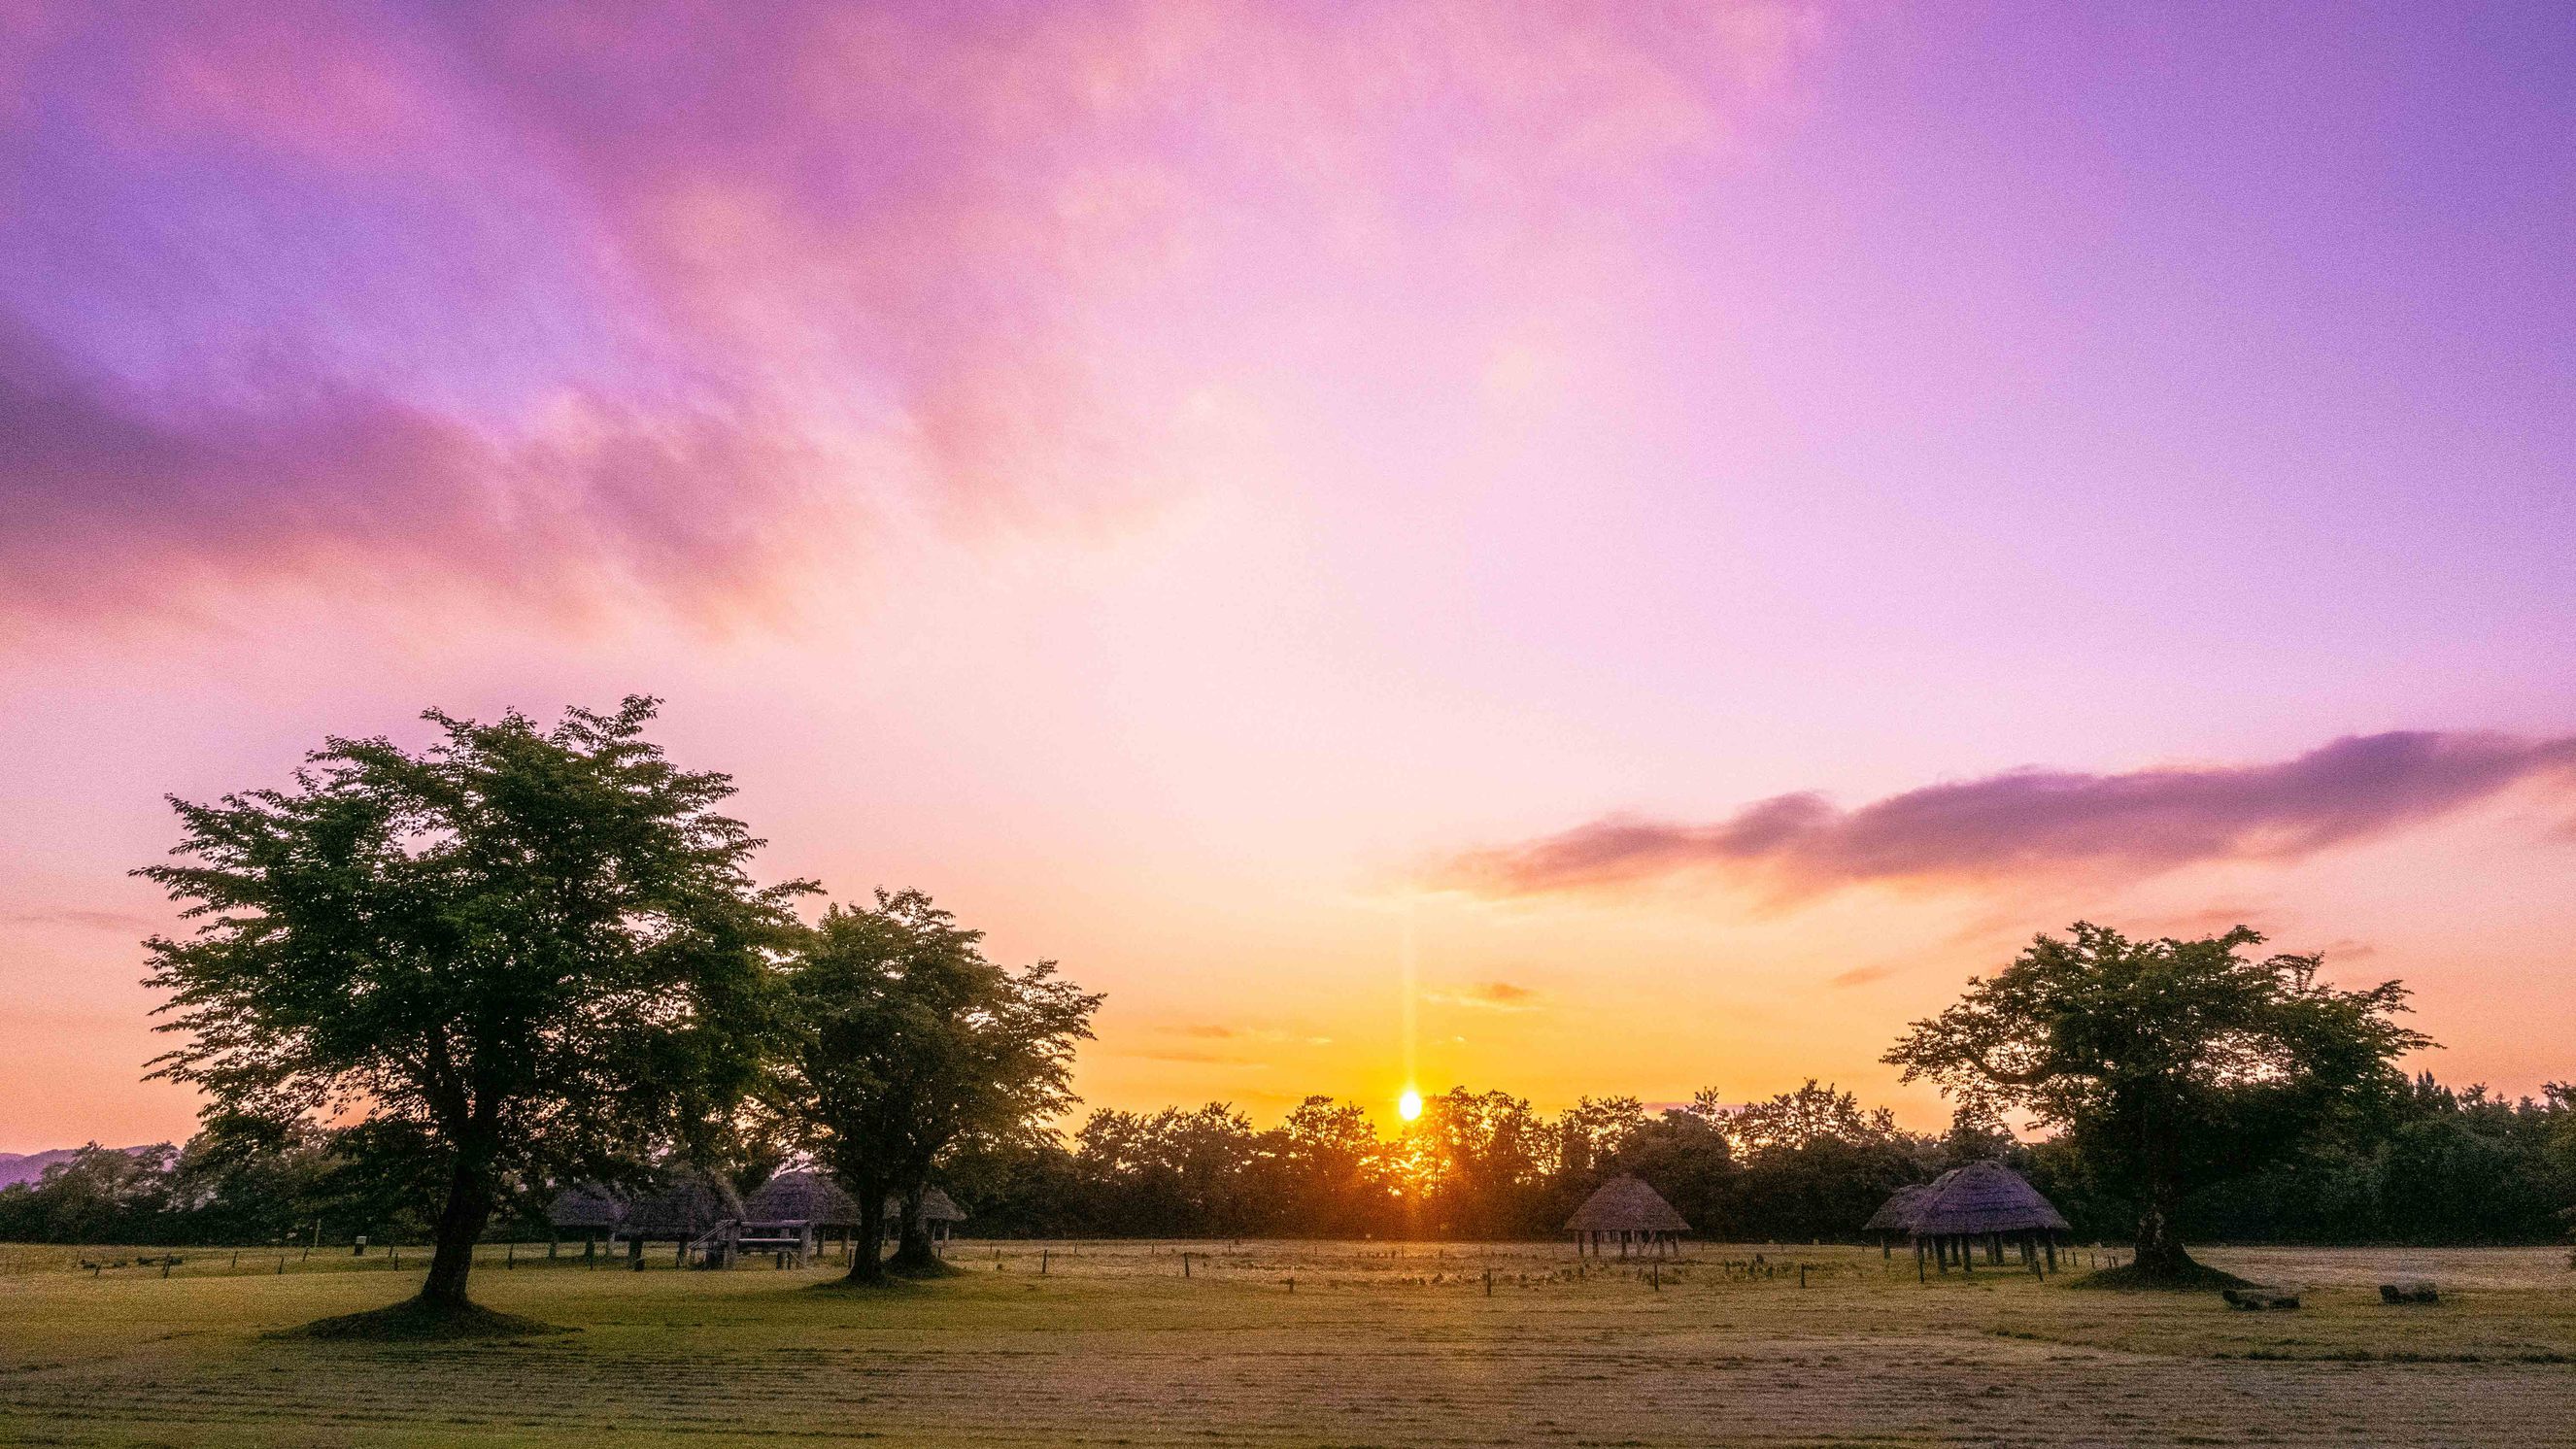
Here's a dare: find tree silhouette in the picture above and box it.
[140,698,805,1326]
[776,890,1098,1282]
[1885,922,2428,1282]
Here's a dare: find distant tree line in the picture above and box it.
[13,1070,2569,1252]
[867,1070,2576,1250]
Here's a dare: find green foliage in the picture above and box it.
[1610,1109,1734,1235]
[1073,1104,1264,1235]
[1885,922,2432,1274]
[1708,1082,1920,1242]
[1271,1095,1397,1236]
[1405,1088,1547,1237]
[773,889,1100,1277]
[0,1144,175,1243]
[137,696,810,1308]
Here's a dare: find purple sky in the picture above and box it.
[3,2,2572,1150]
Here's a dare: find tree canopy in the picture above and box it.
[140,697,808,1322]
[1883,922,2430,1280]
[773,889,1099,1282]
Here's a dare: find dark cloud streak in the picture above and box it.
[1443,731,2576,901]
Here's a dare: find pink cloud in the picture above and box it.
[0,1,1817,630]
[0,316,841,626]
[1441,731,2576,902]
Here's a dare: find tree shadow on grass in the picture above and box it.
[2071,1260,2256,1293]
[270,1298,575,1341]
[805,1274,929,1296]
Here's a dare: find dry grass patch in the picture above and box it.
[1,1241,2569,1448]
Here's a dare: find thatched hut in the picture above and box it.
[1863,1182,1931,1258]
[885,1187,967,1252]
[1565,1174,1689,1259]
[1904,1162,2069,1274]
[617,1174,746,1265]
[746,1170,858,1228]
[544,1184,628,1261]
[735,1170,858,1267]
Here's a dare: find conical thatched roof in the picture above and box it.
[546,1184,628,1231]
[890,1186,967,1224]
[1564,1174,1690,1232]
[1904,1162,2068,1237]
[745,1170,858,1226]
[1863,1182,1932,1234]
[620,1173,746,1239]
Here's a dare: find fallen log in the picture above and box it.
[2221,1287,2301,1310]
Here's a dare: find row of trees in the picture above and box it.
[131,698,1099,1324]
[14,1068,2570,1254]
[52,695,2570,1319]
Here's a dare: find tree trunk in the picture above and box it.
[418,1153,496,1309]
[842,1164,888,1285]
[2132,1181,2195,1278]
[889,1180,941,1274]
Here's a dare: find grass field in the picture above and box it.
[3,1239,2571,1447]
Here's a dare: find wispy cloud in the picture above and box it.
[1,907,160,933]
[1422,981,1542,1012]
[1440,731,2576,902]
[1826,961,1903,989]
[1156,1022,1333,1046]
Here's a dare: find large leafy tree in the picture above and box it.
[1402,1088,1547,1237]
[1268,1095,1396,1236]
[1884,922,2429,1280]
[1610,1106,1735,1239]
[141,697,807,1321]
[775,890,1098,1283]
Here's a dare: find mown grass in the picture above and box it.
[1,1241,2568,1448]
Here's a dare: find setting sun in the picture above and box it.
[1396,1089,1423,1122]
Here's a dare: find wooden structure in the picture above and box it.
[552,1169,966,1270]
[1862,1182,1931,1259]
[615,1173,748,1266]
[1565,1173,1689,1259]
[734,1171,968,1264]
[1893,1162,2068,1275]
[544,1184,627,1262]
[740,1169,859,1266]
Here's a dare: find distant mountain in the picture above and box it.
[0,1147,147,1190]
